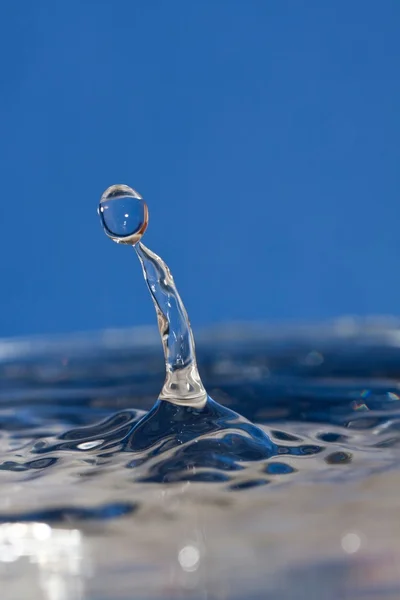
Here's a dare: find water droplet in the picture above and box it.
[98,184,148,245]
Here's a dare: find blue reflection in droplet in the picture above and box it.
[100,195,146,239]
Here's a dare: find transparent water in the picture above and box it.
[2,186,399,598]
[1,320,400,599]
[99,185,148,243]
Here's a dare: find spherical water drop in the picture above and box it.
[98,184,148,245]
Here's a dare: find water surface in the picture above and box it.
[1,320,400,599]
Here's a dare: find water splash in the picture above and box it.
[2,184,400,599]
[4,185,399,530]
[135,243,207,408]
[97,183,273,466]
[99,184,206,407]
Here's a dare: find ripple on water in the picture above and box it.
[0,385,398,518]
[2,340,400,599]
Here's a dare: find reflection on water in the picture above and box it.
[1,321,400,598]
[0,522,86,600]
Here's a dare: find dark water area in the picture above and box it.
[1,320,400,599]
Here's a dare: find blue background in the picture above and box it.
[1,1,399,338]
